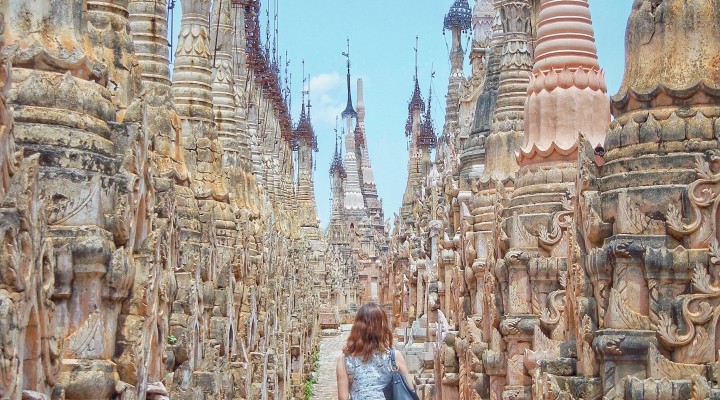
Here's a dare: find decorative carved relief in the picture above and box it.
[668,155,720,248]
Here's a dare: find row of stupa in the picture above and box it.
[0,0,328,399]
[385,0,720,399]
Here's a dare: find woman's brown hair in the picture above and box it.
[343,302,393,362]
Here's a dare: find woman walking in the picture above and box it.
[336,302,413,400]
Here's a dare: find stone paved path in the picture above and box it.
[312,328,350,399]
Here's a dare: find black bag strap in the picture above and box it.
[389,348,399,371]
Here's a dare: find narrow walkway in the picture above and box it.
[313,328,350,399]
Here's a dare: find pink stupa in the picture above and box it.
[518,0,610,165]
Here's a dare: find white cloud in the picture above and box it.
[311,102,344,127]
[309,72,341,94]
[304,72,345,127]
[319,94,334,106]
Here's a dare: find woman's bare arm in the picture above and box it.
[336,355,350,400]
[394,350,414,388]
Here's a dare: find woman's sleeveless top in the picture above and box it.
[344,350,393,400]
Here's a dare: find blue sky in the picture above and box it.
[171,1,632,228]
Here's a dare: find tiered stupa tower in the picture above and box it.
[484,0,531,184]
[441,0,472,157]
[4,0,144,396]
[460,0,502,330]
[231,5,252,173]
[340,40,366,220]
[328,131,349,249]
[483,1,535,399]
[355,79,385,238]
[589,1,720,398]
[322,127,356,325]
[401,65,432,219]
[323,41,389,317]
[455,0,494,159]
[502,0,610,398]
[459,0,503,183]
[295,84,320,235]
[124,0,189,393]
[431,2,494,399]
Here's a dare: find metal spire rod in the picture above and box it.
[264,7,270,57]
[414,35,419,80]
[334,116,339,153]
[301,59,308,103]
[272,0,278,64]
[303,59,312,113]
[307,73,311,110]
[168,0,176,62]
[285,51,291,112]
[344,38,350,71]
[340,126,344,157]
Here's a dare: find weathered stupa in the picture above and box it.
[0,0,324,399]
[385,0,720,399]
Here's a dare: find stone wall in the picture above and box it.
[0,1,321,399]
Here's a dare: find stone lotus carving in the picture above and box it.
[520,67,609,164]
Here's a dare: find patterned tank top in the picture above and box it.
[344,349,393,400]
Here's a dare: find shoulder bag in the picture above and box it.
[383,348,420,400]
